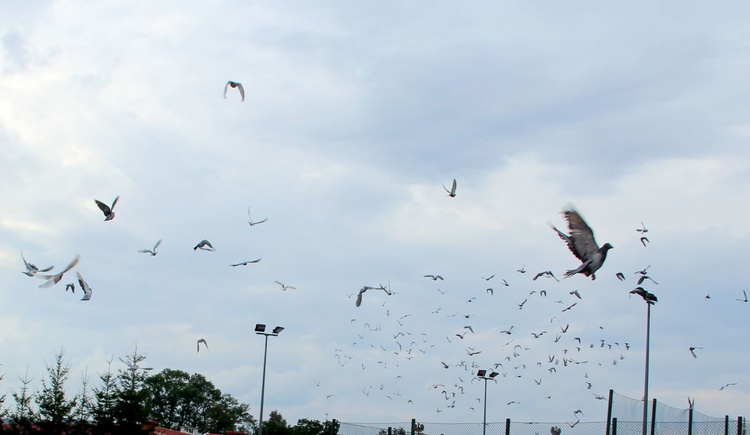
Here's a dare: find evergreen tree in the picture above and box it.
[92,356,119,434]
[112,345,151,434]
[35,349,77,433]
[70,369,93,434]
[263,410,291,435]
[8,368,36,434]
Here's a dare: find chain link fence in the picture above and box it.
[337,390,746,435]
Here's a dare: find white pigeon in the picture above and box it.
[76,271,93,301]
[38,255,80,288]
[138,239,162,256]
[21,252,54,277]
[224,81,245,101]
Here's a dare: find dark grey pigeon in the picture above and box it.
[95,196,119,221]
[549,205,612,280]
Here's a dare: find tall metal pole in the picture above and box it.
[483,378,488,435]
[259,334,269,435]
[642,302,652,435]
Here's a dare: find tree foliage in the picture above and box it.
[35,349,77,433]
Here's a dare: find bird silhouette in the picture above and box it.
[424,274,444,281]
[224,80,245,101]
[197,338,210,353]
[549,205,612,280]
[193,240,215,251]
[737,290,748,302]
[94,196,120,221]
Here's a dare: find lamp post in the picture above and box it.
[476,369,499,435]
[256,324,284,435]
[630,287,657,435]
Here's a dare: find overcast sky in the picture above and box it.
[1,0,749,428]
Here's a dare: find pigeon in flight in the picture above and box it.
[224,80,245,101]
[76,271,93,301]
[636,222,649,233]
[549,205,613,280]
[640,237,650,247]
[517,265,526,274]
[615,272,625,281]
[737,290,748,302]
[355,285,392,307]
[194,240,215,251]
[719,382,737,391]
[689,346,702,359]
[197,338,209,353]
[247,207,268,226]
[630,287,657,304]
[21,252,53,277]
[38,255,80,288]
[230,259,261,266]
[443,179,457,197]
[94,196,120,221]
[424,274,444,281]
[274,281,296,291]
[533,271,560,282]
[138,239,162,256]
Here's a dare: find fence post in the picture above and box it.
[650,398,657,435]
[506,418,511,435]
[411,418,416,435]
[725,416,730,435]
[688,407,693,435]
[606,389,614,435]
[612,418,618,435]
[388,427,392,435]
[331,419,337,435]
[737,416,743,435]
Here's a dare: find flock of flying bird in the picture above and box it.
[17,145,746,422]
[334,185,745,421]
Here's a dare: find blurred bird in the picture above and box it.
[194,240,215,251]
[569,290,582,299]
[549,205,613,280]
[76,271,92,301]
[224,80,245,101]
[443,179,457,197]
[636,222,649,233]
[38,255,80,288]
[517,265,526,274]
[21,252,53,277]
[230,259,261,266]
[197,338,209,353]
[95,196,120,221]
[637,275,659,285]
[689,346,702,359]
[737,290,748,302]
[247,207,268,226]
[424,274,443,281]
[65,283,75,293]
[719,382,737,391]
[275,281,296,291]
[533,271,560,282]
[630,287,657,304]
[615,272,625,281]
[640,236,650,247]
[138,239,162,256]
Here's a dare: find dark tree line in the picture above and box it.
[0,347,256,434]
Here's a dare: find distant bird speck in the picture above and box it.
[274,281,296,291]
[247,207,268,226]
[231,259,261,266]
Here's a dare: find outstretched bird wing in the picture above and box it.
[551,206,601,263]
